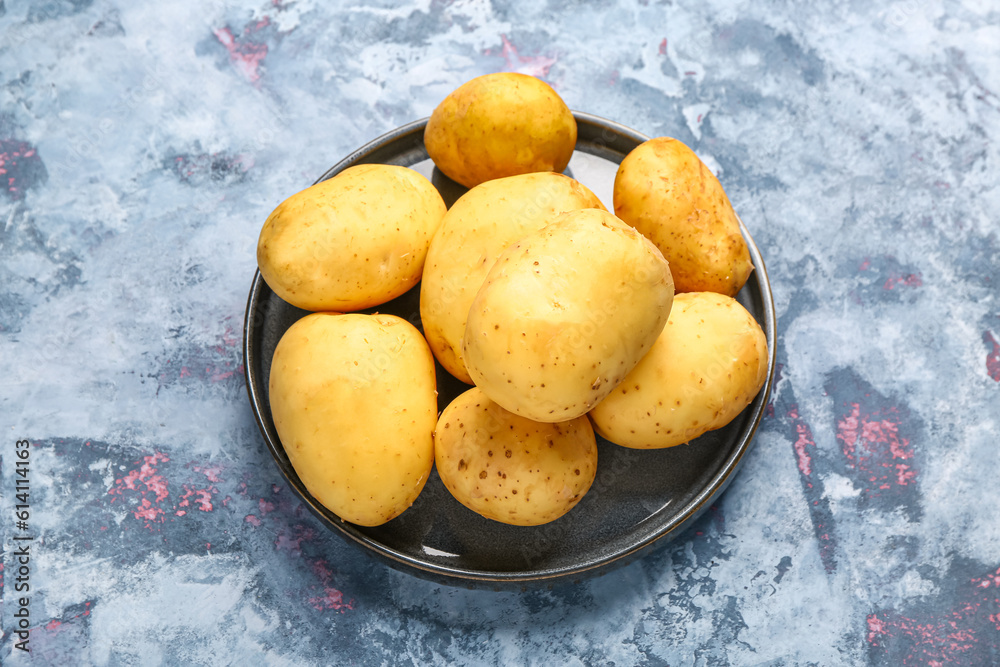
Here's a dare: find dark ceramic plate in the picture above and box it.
[243,113,776,589]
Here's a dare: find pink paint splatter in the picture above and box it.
[0,139,46,201]
[213,21,269,85]
[496,34,557,78]
[866,565,1000,667]
[793,422,814,476]
[308,587,354,612]
[109,452,171,526]
[178,485,216,512]
[787,406,815,476]
[984,331,1000,382]
[883,272,923,290]
[133,498,165,522]
[836,403,918,494]
[111,451,170,500]
[190,463,224,483]
[306,559,354,612]
[245,514,262,526]
[275,526,314,555]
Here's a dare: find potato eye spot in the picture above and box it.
[458,459,467,471]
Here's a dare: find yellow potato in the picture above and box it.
[613,137,753,296]
[424,73,577,188]
[589,292,768,449]
[434,387,597,526]
[420,172,606,383]
[257,164,446,311]
[268,312,437,526]
[463,208,674,422]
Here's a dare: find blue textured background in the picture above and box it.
[2,1,999,665]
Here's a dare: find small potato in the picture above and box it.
[463,208,674,422]
[589,292,768,449]
[434,387,597,526]
[269,312,437,526]
[257,164,446,311]
[424,73,577,188]
[420,172,605,384]
[613,137,753,296]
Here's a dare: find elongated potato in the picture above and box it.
[269,312,437,526]
[613,137,752,296]
[257,164,446,311]
[589,292,768,449]
[420,172,606,383]
[425,73,577,188]
[434,387,597,526]
[463,208,674,422]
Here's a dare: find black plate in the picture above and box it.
[243,113,777,589]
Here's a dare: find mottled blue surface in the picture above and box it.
[2,0,999,665]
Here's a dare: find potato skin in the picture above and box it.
[434,388,597,526]
[420,172,606,384]
[268,312,437,526]
[463,208,674,423]
[257,164,446,311]
[424,73,577,188]
[613,137,752,297]
[589,292,768,449]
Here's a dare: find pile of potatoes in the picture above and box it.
[258,73,768,529]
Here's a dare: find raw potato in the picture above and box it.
[420,172,606,384]
[434,387,597,526]
[257,164,446,311]
[268,312,437,526]
[424,73,577,188]
[463,208,675,423]
[589,292,768,449]
[613,137,753,297]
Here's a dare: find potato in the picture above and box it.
[613,137,753,297]
[434,387,597,526]
[463,208,674,422]
[424,73,577,188]
[257,164,446,311]
[268,312,437,526]
[420,172,606,384]
[589,292,768,449]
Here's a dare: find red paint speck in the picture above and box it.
[308,587,354,612]
[658,38,668,55]
[496,34,557,78]
[984,331,1000,382]
[245,514,262,526]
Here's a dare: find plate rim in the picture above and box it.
[242,112,777,586]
